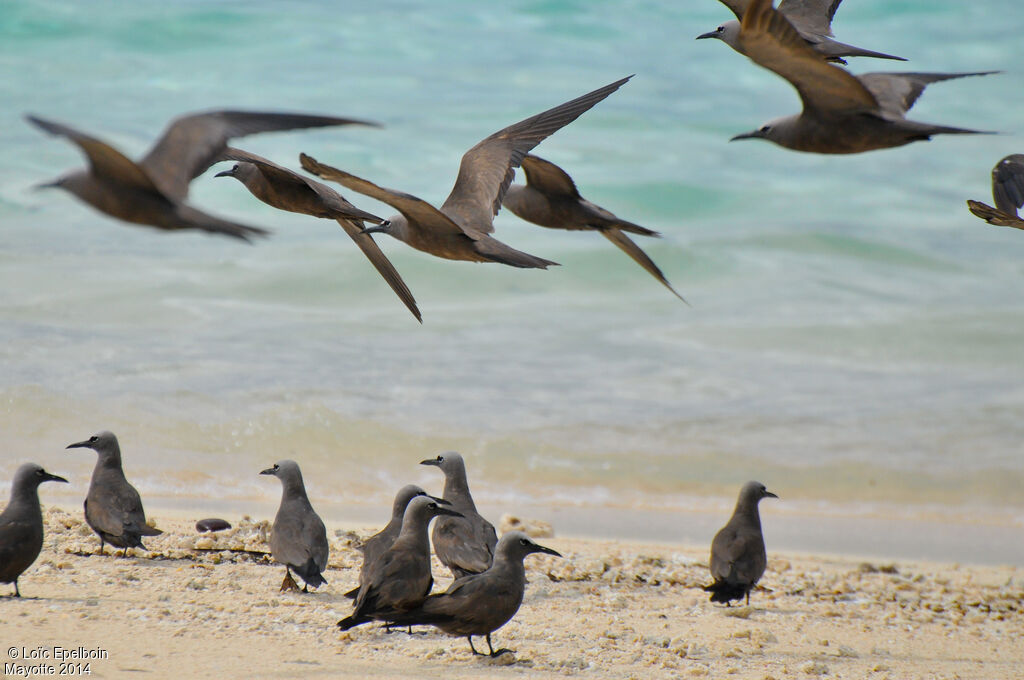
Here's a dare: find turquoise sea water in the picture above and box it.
[2,2,1023,561]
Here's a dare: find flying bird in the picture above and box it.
[27,109,376,240]
[300,75,632,267]
[967,155,1024,230]
[728,0,994,154]
[698,0,906,64]
[503,154,686,302]
[214,148,421,322]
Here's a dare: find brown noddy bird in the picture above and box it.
[703,480,777,606]
[502,154,687,303]
[420,452,498,579]
[386,531,562,657]
[967,155,1024,230]
[67,431,162,557]
[213,148,421,322]
[728,0,995,154]
[337,496,463,630]
[0,463,68,597]
[697,0,906,64]
[299,75,633,267]
[26,109,377,241]
[260,460,329,592]
[344,484,448,600]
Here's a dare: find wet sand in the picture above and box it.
[1,509,1021,679]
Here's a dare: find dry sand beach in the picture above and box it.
[1,509,1020,680]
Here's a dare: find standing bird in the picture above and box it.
[0,463,68,597]
[703,481,778,606]
[387,531,562,657]
[299,75,632,267]
[260,460,329,592]
[27,109,376,240]
[727,0,994,154]
[213,148,421,322]
[337,496,463,630]
[697,0,906,64]
[345,484,448,600]
[503,154,686,302]
[967,155,1024,230]
[67,431,162,556]
[420,452,498,578]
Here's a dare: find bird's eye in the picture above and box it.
[437,456,444,463]
[717,26,725,32]
[428,502,437,509]
[35,469,44,476]
[89,436,98,442]
[519,538,529,546]
[760,126,770,133]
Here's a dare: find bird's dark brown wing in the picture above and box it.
[141,110,379,201]
[739,0,877,116]
[519,155,581,199]
[26,115,164,193]
[300,153,470,239]
[438,76,631,234]
[335,218,422,323]
[717,0,752,20]
[778,0,842,36]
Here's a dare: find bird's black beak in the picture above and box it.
[259,467,276,476]
[66,440,90,450]
[420,457,442,467]
[696,30,719,40]
[32,179,60,191]
[214,168,234,178]
[531,543,562,558]
[360,223,390,235]
[429,495,452,505]
[436,507,464,518]
[730,130,762,142]
[43,471,69,484]
[764,490,778,499]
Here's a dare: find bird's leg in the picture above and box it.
[13,579,21,598]
[486,633,512,657]
[97,538,105,556]
[407,626,413,635]
[745,590,750,606]
[279,568,300,592]
[302,584,308,593]
[467,636,484,656]
[121,546,128,558]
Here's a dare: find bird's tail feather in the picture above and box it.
[703,580,748,604]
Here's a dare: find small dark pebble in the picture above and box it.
[196,518,232,533]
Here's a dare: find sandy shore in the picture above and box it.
[1,509,1020,680]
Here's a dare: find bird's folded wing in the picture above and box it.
[26,115,165,194]
[993,155,1024,216]
[439,75,631,234]
[220,147,308,185]
[0,519,33,565]
[777,0,841,37]
[519,155,582,199]
[142,111,378,201]
[739,0,876,115]
[300,153,469,238]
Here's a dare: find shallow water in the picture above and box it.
[2,1,1023,561]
